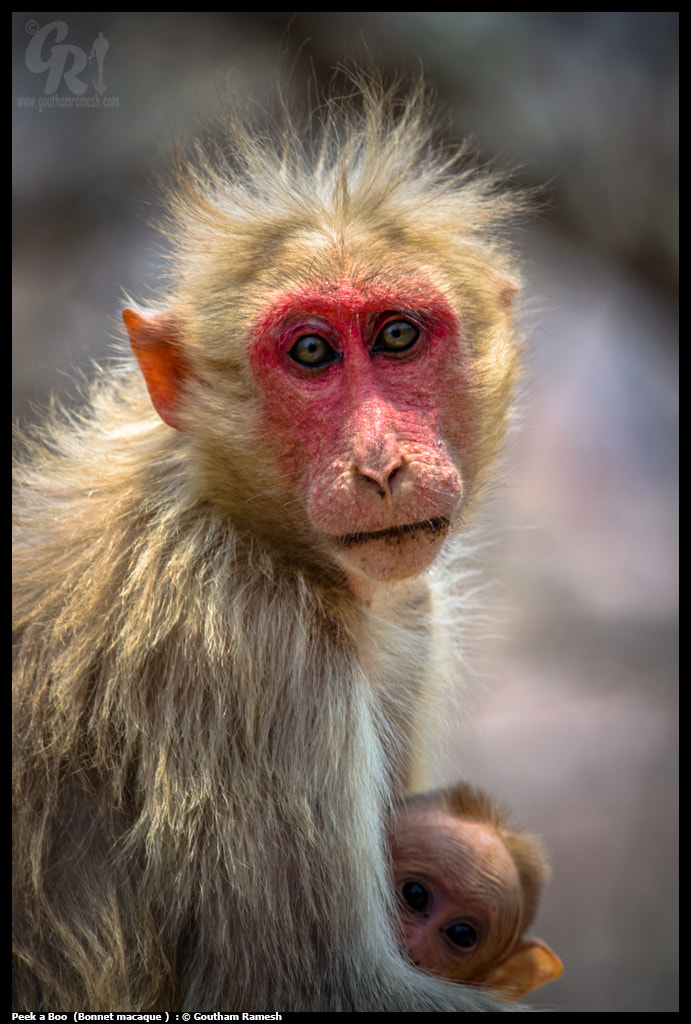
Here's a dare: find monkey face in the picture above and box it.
[391,809,524,983]
[125,229,517,589]
[248,276,476,583]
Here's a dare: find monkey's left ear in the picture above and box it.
[497,277,519,308]
[480,937,563,999]
[123,309,190,431]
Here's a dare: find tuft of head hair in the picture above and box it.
[151,70,527,333]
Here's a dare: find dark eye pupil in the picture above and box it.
[376,320,419,353]
[401,880,430,912]
[445,922,478,948]
[289,335,336,367]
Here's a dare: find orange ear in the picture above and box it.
[479,937,563,1000]
[123,308,189,431]
[497,276,519,308]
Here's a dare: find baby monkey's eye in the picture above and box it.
[445,922,478,949]
[400,880,430,912]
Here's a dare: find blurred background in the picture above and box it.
[12,12,678,1012]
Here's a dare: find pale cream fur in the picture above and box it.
[13,74,525,1011]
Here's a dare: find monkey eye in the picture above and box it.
[400,880,431,912]
[372,319,420,355]
[289,334,340,368]
[444,922,478,949]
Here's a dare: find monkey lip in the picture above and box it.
[336,516,450,548]
[332,517,452,582]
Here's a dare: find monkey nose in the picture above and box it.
[354,456,405,500]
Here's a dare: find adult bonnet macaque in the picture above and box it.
[13,75,527,1011]
[390,783,563,999]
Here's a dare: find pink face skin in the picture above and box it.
[249,277,475,585]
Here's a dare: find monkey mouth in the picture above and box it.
[337,516,450,548]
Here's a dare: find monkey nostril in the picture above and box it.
[358,472,387,498]
[357,459,405,499]
[387,464,402,487]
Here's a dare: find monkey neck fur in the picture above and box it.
[12,366,448,792]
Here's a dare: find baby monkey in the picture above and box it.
[390,783,563,1000]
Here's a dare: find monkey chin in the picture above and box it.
[333,517,451,584]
